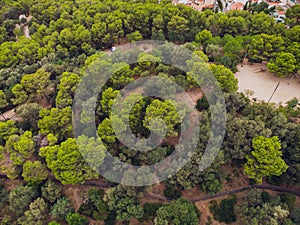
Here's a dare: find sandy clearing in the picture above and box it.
[0,108,21,122]
[235,63,300,105]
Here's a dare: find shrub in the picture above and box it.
[261,191,270,203]
[164,184,181,200]
[143,203,163,220]
[280,193,296,211]
[78,188,108,220]
[209,195,237,223]
[196,95,209,111]
[66,213,88,225]
[51,197,73,221]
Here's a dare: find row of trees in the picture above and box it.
[0,1,299,69]
[194,26,299,75]
[0,180,201,225]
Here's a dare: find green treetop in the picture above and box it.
[244,136,288,184]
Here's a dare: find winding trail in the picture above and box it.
[2,172,299,203]
[145,184,300,203]
[189,184,300,202]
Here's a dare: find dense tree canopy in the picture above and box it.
[0,1,299,224]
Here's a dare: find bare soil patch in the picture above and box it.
[235,63,300,105]
[62,185,84,212]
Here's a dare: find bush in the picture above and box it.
[9,185,38,216]
[143,203,163,220]
[78,188,108,220]
[0,180,8,209]
[164,184,181,200]
[51,197,73,221]
[41,180,62,204]
[66,213,88,225]
[291,207,300,224]
[280,193,296,211]
[261,191,270,203]
[209,195,237,223]
[196,95,209,111]
[105,211,117,225]
[201,173,222,195]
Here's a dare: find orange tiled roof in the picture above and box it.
[203,4,214,8]
[230,2,244,10]
[267,2,280,5]
[277,11,285,15]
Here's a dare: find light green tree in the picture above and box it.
[143,99,185,137]
[126,31,142,44]
[38,107,72,141]
[18,198,48,225]
[209,64,238,93]
[248,34,285,62]
[5,131,35,165]
[48,222,61,225]
[195,29,212,46]
[22,161,48,184]
[66,213,89,225]
[0,120,18,144]
[56,72,81,108]
[167,16,189,42]
[0,90,8,109]
[267,52,297,78]
[39,137,99,184]
[193,50,209,62]
[111,62,134,89]
[244,136,288,184]
[12,68,53,105]
[97,117,122,146]
[100,88,120,114]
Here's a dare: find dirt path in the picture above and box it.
[235,63,300,105]
[2,171,299,200]
[104,41,156,56]
[162,184,300,202]
[15,14,32,39]
[23,25,30,39]
[0,108,21,122]
[23,15,32,39]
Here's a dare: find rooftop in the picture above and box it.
[230,2,245,10]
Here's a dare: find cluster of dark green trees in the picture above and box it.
[208,189,300,225]
[0,0,300,224]
[0,179,90,225]
[0,179,201,225]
